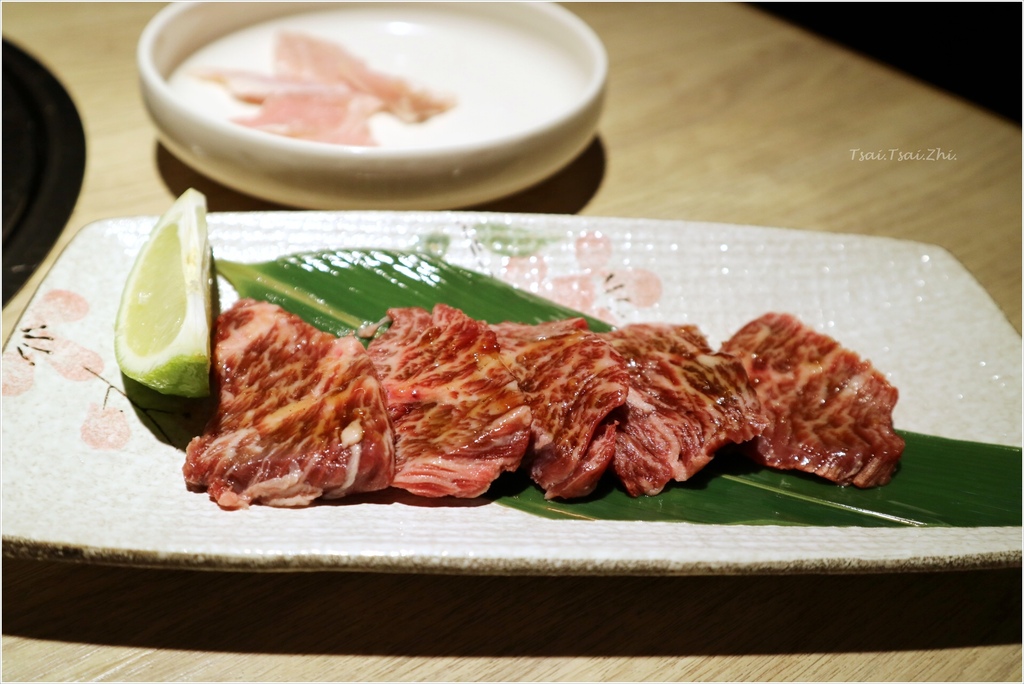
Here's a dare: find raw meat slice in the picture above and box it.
[194,67,358,104]
[184,299,395,509]
[602,324,769,497]
[275,31,455,123]
[233,90,383,146]
[367,304,532,498]
[491,318,630,499]
[722,312,905,487]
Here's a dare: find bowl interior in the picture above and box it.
[142,2,607,153]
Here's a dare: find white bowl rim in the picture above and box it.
[137,1,609,162]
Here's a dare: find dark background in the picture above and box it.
[753,3,1021,125]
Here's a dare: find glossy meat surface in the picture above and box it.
[275,31,454,123]
[602,324,769,496]
[194,68,357,104]
[722,313,905,487]
[491,318,629,499]
[233,90,382,146]
[184,299,395,509]
[197,31,454,146]
[368,305,532,498]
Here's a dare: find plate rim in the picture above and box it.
[4,531,1021,575]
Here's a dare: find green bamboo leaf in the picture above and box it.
[215,249,1022,527]
[217,250,609,335]
[491,433,1022,527]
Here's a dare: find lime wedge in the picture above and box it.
[114,188,213,398]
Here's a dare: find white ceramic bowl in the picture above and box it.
[137,2,607,210]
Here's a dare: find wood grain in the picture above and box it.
[2,3,1020,681]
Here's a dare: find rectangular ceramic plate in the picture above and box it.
[3,212,1021,575]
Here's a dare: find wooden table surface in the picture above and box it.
[3,3,1020,681]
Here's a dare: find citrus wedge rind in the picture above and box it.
[114,188,212,398]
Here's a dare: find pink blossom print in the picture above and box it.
[502,256,550,292]
[81,398,131,451]
[3,290,104,396]
[493,230,664,325]
[545,274,598,314]
[605,267,663,309]
[574,232,615,271]
[4,288,200,452]
[2,352,34,396]
[3,289,133,450]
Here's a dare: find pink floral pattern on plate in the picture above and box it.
[3,290,103,394]
[3,289,130,450]
[501,231,663,324]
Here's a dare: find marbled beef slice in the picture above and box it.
[491,318,630,499]
[184,299,395,509]
[368,304,532,498]
[602,324,769,496]
[722,312,905,487]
